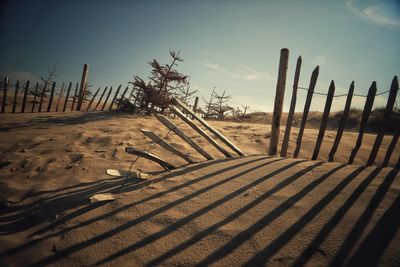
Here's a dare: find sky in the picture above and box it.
[0,0,399,112]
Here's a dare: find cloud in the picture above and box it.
[346,0,400,28]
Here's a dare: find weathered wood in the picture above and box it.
[293,66,319,158]
[71,83,79,111]
[55,82,65,112]
[281,55,301,157]
[311,80,335,160]
[101,86,113,111]
[77,64,89,111]
[12,80,20,113]
[155,114,213,160]
[192,96,199,119]
[109,84,122,110]
[46,82,56,112]
[269,48,289,156]
[38,81,47,112]
[367,76,399,166]
[382,127,399,168]
[348,82,377,164]
[31,82,39,113]
[1,77,8,113]
[328,81,354,162]
[94,87,108,111]
[125,147,176,170]
[170,105,232,157]
[63,82,72,112]
[86,87,101,111]
[140,129,194,164]
[21,80,30,113]
[173,98,245,156]
[117,86,129,109]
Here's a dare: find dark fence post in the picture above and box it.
[382,127,399,167]
[117,86,129,109]
[1,77,8,113]
[63,82,72,112]
[293,66,319,158]
[38,81,47,112]
[46,82,56,112]
[94,87,108,111]
[348,81,377,164]
[101,86,113,111]
[328,81,354,162]
[71,83,79,111]
[21,80,30,113]
[281,55,301,157]
[367,76,398,166]
[192,96,199,119]
[12,80,20,113]
[269,48,289,156]
[55,82,65,112]
[77,64,89,111]
[87,87,101,111]
[109,84,122,110]
[31,82,39,113]
[311,80,335,160]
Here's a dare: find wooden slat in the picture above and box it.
[117,86,129,109]
[125,147,176,170]
[311,80,335,160]
[109,84,121,110]
[71,83,79,111]
[328,81,354,162]
[293,66,319,158]
[1,77,8,113]
[12,80,20,113]
[77,64,89,111]
[21,80,30,113]
[367,76,399,166]
[170,105,233,158]
[155,114,213,160]
[38,81,47,112]
[86,87,101,111]
[94,86,108,111]
[101,86,113,111]
[382,127,399,168]
[140,129,194,164]
[63,82,72,112]
[348,82,377,164]
[46,82,56,112]
[269,48,289,156]
[281,55,301,157]
[173,98,245,156]
[55,82,65,112]
[31,82,39,113]
[192,96,199,119]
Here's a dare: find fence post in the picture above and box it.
[348,81,377,164]
[311,80,335,160]
[382,126,399,167]
[21,80,30,113]
[77,64,89,111]
[71,83,79,111]
[1,77,8,113]
[63,82,72,112]
[328,81,354,162]
[87,87,101,111]
[117,86,129,109]
[47,82,56,112]
[31,82,39,113]
[269,48,289,156]
[55,82,65,112]
[192,96,199,119]
[367,76,398,166]
[101,86,113,111]
[281,56,301,157]
[109,84,122,110]
[12,80,19,113]
[94,87,108,111]
[293,66,319,158]
[38,81,47,112]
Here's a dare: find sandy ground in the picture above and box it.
[0,111,399,266]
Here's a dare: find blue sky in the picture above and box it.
[0,0,399,112]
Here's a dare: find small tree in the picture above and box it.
[30,63,58,96]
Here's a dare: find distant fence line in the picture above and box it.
[269,48,399,169]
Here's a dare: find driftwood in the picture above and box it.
[125,147,175,170]
[141,129,194,164]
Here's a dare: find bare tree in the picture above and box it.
[202,87,216,119]
[30,63,58,96]
[175,77,198,105]
[213,90,232,119]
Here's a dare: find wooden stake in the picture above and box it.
[38,81,47,112]
[328,81,354,162]
[281,55,301,157]
[293,66,319,158]
[1,77,8,113]
[311,80,335,160]
[46,82,56,112]
[192,96,199,119]
[269,48,289,156]
[367,76,399,166]
[55,82,65,112]
[117,86,129,109]
[141,129,194,164]
[31,82,39,113]
[170,105,233,157]
[101,86,113,111]
[125,147,176,170]
[155,114,213,160]
[94,87,108,111]
[382,127,399,168]
[86,87,101,111]
[77,64,89,111]
[348,82,377,164]
[12,80,20,113]
[21,80,30,113]
[71,83,79,111]
[63,82,72,112]
[109,84,121,110]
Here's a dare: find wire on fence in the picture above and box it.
[297,86,398,98]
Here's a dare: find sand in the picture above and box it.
[0,111,399,266]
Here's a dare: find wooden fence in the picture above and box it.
[269,48,399,168]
